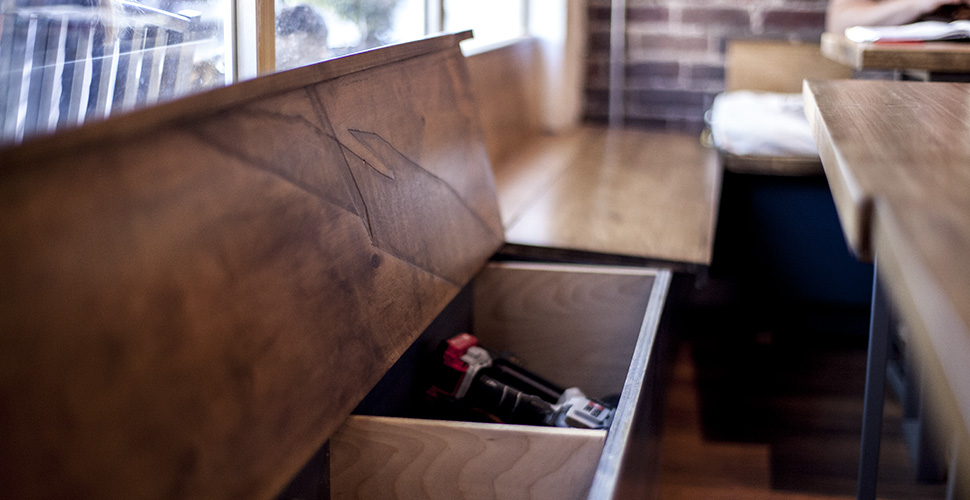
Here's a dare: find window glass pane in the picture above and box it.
[275,0,424,70]
[0,0,232,148]
[443,0,524,50]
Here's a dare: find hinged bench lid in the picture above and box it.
[0,32,503,500]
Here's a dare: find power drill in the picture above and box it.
[425,333,614,430]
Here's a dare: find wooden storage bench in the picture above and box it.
[0,32,670,500]
[465,40,722,271]
[332,261,669,499]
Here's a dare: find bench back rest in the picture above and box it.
[0,32,503,500]
[725,39,853,93]
[465,39,543,165]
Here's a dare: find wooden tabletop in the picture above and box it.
[821,31,970,72]
[492,127,722,267]
[804,79,970,459]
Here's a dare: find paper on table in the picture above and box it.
[845,20,970,42]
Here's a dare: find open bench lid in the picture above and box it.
[0,32,504,499]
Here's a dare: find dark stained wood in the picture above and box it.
[0,32,504,500]
[804,79,970,487]
[1,32,479,163]
[821,32,970,72]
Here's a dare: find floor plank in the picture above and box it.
[659,336,947,500]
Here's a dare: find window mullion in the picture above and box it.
[234,0,256,80]
[522,0,529,37]
[234,0,274,80]
[256,0,275,74]
[426,0,443,35]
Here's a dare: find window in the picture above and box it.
[274,0,528,70]
[443,0,525,52]
[275,0,426,71]
[0,0,232,146]
[0,0,526,146]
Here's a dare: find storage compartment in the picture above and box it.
[330,261,670,500]
[0,33,677,500]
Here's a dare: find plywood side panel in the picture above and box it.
[0,34,503,500]
[331,415,606,500]
[472,262,657,400]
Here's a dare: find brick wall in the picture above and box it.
[584,0,829,132]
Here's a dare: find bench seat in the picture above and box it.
[465,39,721,270]
[493,126,720,269]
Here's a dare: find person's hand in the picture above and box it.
[916,0,970,21]
[828,0,970,32]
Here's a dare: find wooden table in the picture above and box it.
[804,79,970,498]
[821,32,970,79]
[493,127,722,270]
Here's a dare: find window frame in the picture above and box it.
[0,0,530,147]
[237,0,529,77]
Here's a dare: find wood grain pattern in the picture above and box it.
[802,81,874,259]
[495,127,721,266]
[472,262,658,400]
[821,31,970,72]
[586,268,670,500]
[1,32,476,162]
[803,79,970,481]
[466,38,719,267]
[803,80,970,259]
[330,415,607,500]
[721,153,824,177]
[0,33,504,500]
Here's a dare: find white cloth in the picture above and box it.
[707,90,818,157]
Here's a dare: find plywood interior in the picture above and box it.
[351,261,658,418]
[473,262,658,401]
[330,257,665,500]
[331,416,606,500]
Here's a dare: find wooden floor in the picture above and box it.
[658,330,947,500]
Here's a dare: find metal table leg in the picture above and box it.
[858,258,890,500]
